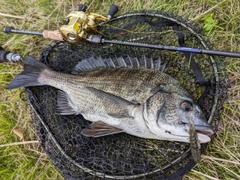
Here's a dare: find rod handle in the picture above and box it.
[42,30,63,41]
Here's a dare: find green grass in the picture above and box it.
[0,0,239,179]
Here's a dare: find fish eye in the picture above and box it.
[180,101,193,111]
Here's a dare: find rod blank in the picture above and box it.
[102,38,240,58]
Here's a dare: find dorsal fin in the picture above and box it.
[104,57,116,67]
[139,57,146,68]
[71,55,167,74]
[117,57,127,67]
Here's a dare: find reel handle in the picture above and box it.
[107,4,118,19]
[78,4,87,12]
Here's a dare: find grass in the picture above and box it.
[0,0,239,179]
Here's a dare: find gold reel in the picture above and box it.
[59,4,118,44]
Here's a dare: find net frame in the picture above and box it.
[24,11,228,179]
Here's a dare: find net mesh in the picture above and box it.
[25,11,228,179]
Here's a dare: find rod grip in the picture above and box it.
[42,30,63,41]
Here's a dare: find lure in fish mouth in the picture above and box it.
[7,56,213,143]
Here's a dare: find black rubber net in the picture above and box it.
[25,11,228,179]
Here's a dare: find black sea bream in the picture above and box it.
[7,56,213,143]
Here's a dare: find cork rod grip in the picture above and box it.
[42,30,63,41]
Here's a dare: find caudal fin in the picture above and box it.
[6,56,48,89]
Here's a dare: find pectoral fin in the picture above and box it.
[57,90,77,115]
[81,121,123,137]
[87,87,140,118]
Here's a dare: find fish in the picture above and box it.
[6,55,213,143]
[187,114,201,163]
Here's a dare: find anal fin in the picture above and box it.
[81,121,123,137]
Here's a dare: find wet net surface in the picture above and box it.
[25,11,228,179]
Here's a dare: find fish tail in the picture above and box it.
[6,56,49,89]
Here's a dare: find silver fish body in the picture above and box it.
[7,56,213,143]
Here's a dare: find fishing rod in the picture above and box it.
[5,26,240,58]
[3,4,240,58]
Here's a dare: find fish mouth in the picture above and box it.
[194,125,214,136]
[185,123,214,136]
